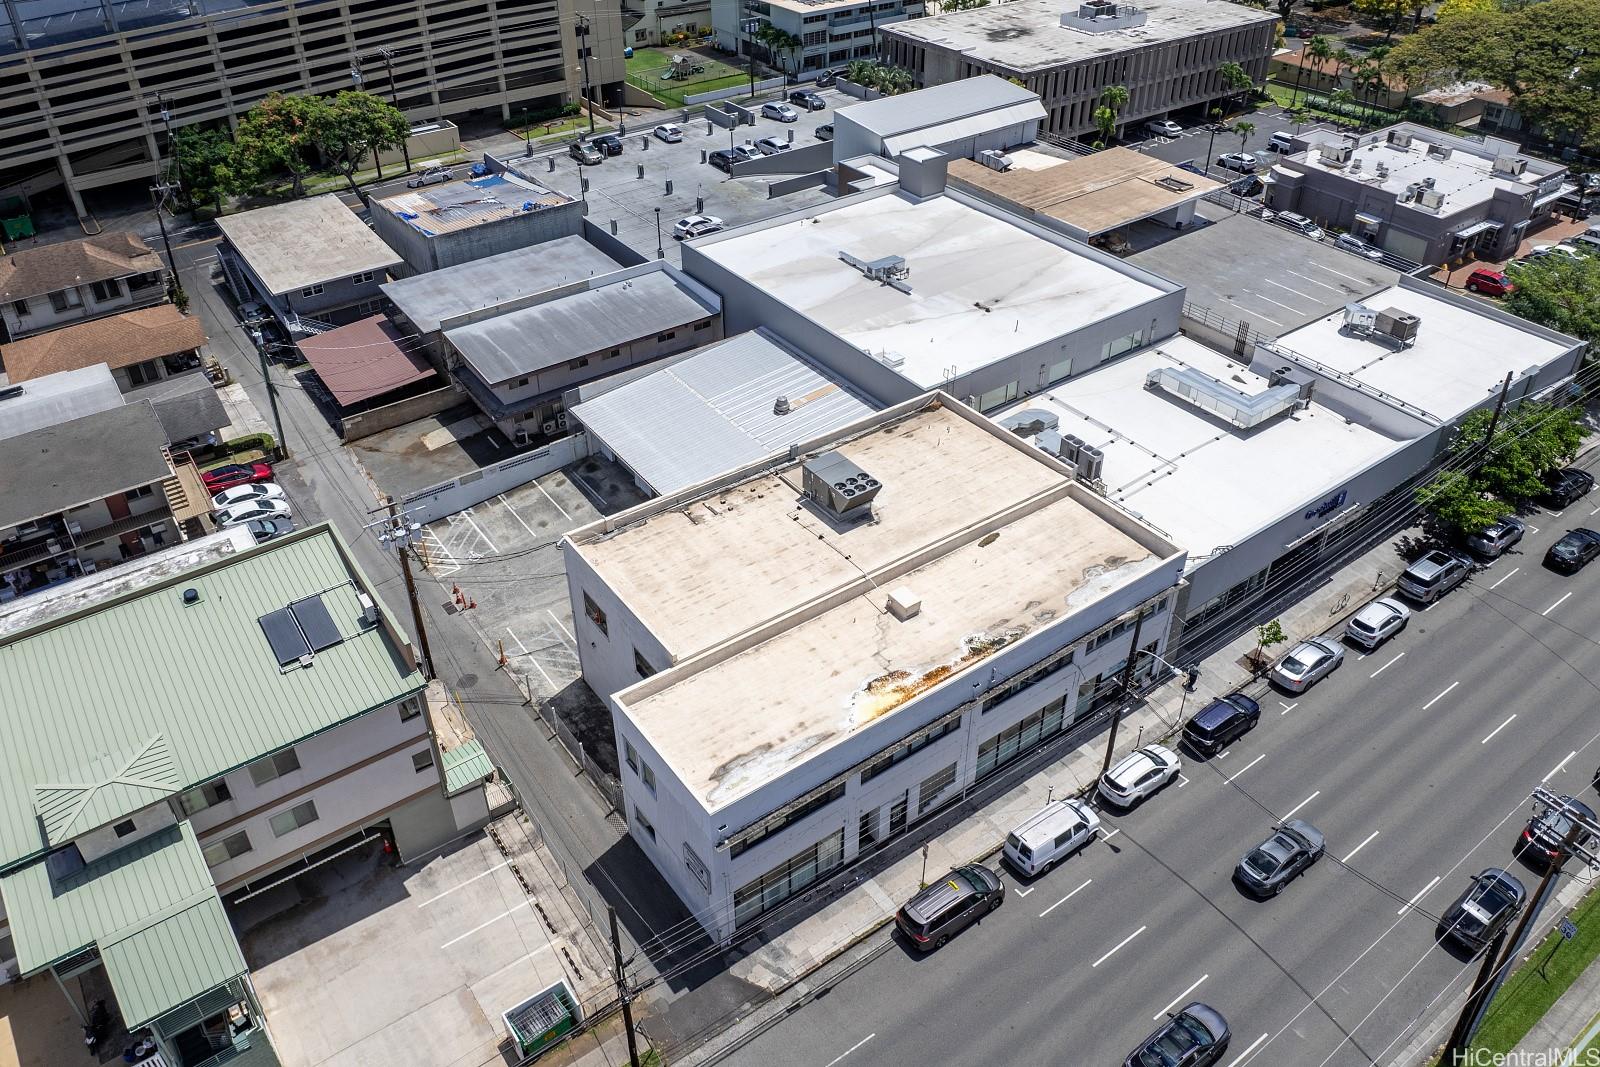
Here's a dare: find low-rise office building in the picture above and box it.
[564,396,1185,942]
[0,232,165,342]
[716,0,925,78]
[879,0,1276,138]
[627,0,712,47]
[829,75,1046,162]
[370,171,582,277]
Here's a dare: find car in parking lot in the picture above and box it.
[1465,268,1513,296]
[815,68,838,87]
[1181,692,1260,757]
[1333,232,1384,260]
[1439,869,1526,955]
[1522,244,1587,266]
[568,140,603,164]
[1520,797,1599,868]
[815,122,834,141]
[1273,211,1325,240]
[1266,131,1296,153]
[1234,820,1325,898]
[1098,744,1181,809]
[1216,152,1258,173]
[1003,798,1100,877]
[1396,549,1472,604]
[406,165,453,188]
[708,148,739,172]
[761,101,799,122]
[1344,596,1410,651]
[673,214,725,239]
[653,123,684,143]
[214,499,292,527]
[788,88,826,110]
[1270,636,1344,692]
[1541,466,1595,509]
[210,482,287,510]
[1123,1003,1230,1067]
[591,132,624,156]
[1144,118,1184,138]
[202,462,273,496]
[754,136,791,155]
[1545,527,1600,572]
[1466,515,1525,559]
[244,516,294,545]
[895,864,1004,951]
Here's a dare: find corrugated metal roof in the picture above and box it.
[442,739,494,795]
[838,75,1041,137]
[879,99,1049,156]
[33,735,181,846]
[102,894,247,1028]
[570,330,879,494]
[0,526,423,869]
[445,271,717,385]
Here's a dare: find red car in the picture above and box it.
[202,462,273,496]
[1465,268,1513,296]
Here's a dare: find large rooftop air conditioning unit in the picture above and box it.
[1375,307,1421,346]
[1491,155,1528,178]
[1388,129,1414,149]
[978,149,1014,172]
[1076,445,1105,482]
[1061,434,1085,464]
[802,451,882,522]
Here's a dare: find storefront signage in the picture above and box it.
[1304,489,1348,522]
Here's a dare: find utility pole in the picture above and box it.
[1440,929,1509,1066]
[149,181,179,299]
[378,48,412,171]
[576,17,596,134]
[1099,610,1147,778]
[609,907,641,1067]
[742,18,761,97]
[377,498,436,680]
[156,94,183,205]
[239,317,289,461]
[1481,372,1515,455]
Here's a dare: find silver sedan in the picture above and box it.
[1271,636,1345,692]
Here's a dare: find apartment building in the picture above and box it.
[714,0,925,78]
[0,0,625,218]
[0,232,165,342]
[0,524,488,1067]
[879,0,1276,138]
[1,303,206,390]
[627,0,713,47]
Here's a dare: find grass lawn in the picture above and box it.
[625,46,755,106]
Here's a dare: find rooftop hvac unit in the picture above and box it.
[358,592,379,626]
[999,407,1060,436]
[1423,176,1436,188]
[1428,144,1452,161]
[801,451,882,522]
[1375,307,1421,345]
[1388,129,1414,149]
[1491,155,1528,178]
[1417,187,1445,210]
[1076,445,1105,482]
[978,149,1014,172]
[1319,142,1352,166]
[1376,162,1389,177]
[1061,433,1085,463]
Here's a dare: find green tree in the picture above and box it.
[880,66,915,95]
[1217,60,1254,116]
[1352,0,1409,39]
[1504,256,1600,348]
[1416,471,1509,534]
[1101,83,1130,111]
[941,0,990,10]
[1421,400,1587,528]
[1094,105,1118,144]
[845,59,878,88]
[1233,119,1256,153]
[311,90,409,193]
[1292,35,1330,107]
[1254,619,1286,673]
[170,126,236,214]
[232,91,324,198]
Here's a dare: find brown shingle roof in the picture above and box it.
[0,233,162,302]
[1,305,207,383]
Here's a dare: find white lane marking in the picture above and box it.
[1242,289,1302,313]
[1545,591,1573,616]
[1092,924,1147,967]
[821,1034,876,1067]
[497,493,540,539]
[1224,753,1265,784]
[1102,828,1122,841]
[1490,566,1520,589]
[1545,751,1578,783]
[1481,714,1517,744]
[547,609,576,645]
[478,940,558,982]
[1217,749,1230,759]
[1154,974,1211,1020]
[1423,681,1459,710]
[417,860,510,907]
[1529,523,1542,532]
[1039,878,1092,918]
[1396,875,1441,916]
[1307,259,1366,284]
[1262,277,1320,300]
[1283,790,1321,821]
[1233,1032,1272,1065]
[1014,885,1035,897]
[1591,503,1600,515]
[463,510,500,554]
[1279,701,1298,716]
[1342,830,1380,864]
[1285,268,1344,293]
[440,899,534,948]
[535,479,572,521]
[1177,773,1190,788]
[1371,652,1405,678]
[506,628,554,688]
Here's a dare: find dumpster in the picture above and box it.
[503,980,583,1062]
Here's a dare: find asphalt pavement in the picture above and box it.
[724,485,1600,1067]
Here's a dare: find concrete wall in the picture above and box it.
[388,787,461,861]
[401,434,592,524]
[358,122,462,171]
[341,384,460,441]
[371,198,585,276]
[582,216,652,267]
[731,141,833,176]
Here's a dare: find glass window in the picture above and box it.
[113,819,137,837]
[982,650,1075,713]
[268,800,318,837]
[641,762,657,795]
[860,718,961,782]
[13,299,28,317]
[634,648,657,679]
[91,278,122,302]
[177,779,233,816]
[918,763,957,813]
[733,828,846,928]
[249,748,301,786]
[976,698,1068,781]
[398,696,422,723]
[583,592,609,637]
[633,806,656,841]
[625,741,639,774]
[976,381,1018,412]
[201,830,252,867]
[1048,357,1073,384]
[49,289,83,312]
[730,782,845,857]
[301,284,324,298]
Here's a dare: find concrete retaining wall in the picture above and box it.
[581,216,650,266]
[401,433,591,523]
[342,384,462,442]
[767,170,829,197]
[686,78,783,105]
[732,140,832,176]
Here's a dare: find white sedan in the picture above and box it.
[1344,596,1410,651]
[1144,118,1184,139]
[210,482,287,510]
[1271,636,1345,692]
[673,214,725,240]
[653,123,684,143]
[1097,744,1182,809]
[754,136,791,155]
[215,499,292,528]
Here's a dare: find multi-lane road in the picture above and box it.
[728,487,1600,1067]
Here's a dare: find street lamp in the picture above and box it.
[655,207,663,259]
[741,17,762,97]
[576,15,596,134]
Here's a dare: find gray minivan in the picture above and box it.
[1396,549,1472,603]
[896,865,1004,950]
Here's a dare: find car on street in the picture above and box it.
[653,123,684,143]
[1439,869,1526,955]
[1098,744,1182,809]
[1465,268,1513,296]
[673,214,725,239]
[406,166,453,187]
[1466,515,1525,559]
[1124,1003,1230,1067]
[1144,118,1184,138]
[1541,466,1595,509]
[1545,527,1600,572]
[895,864,1004,951]
[210,482,287,510]
[1270,636,1344,692]
[201,462,273,496]
[788,88,826,110]
[1181,692,1261,757]
[1234,820,1325,898]
[1520,797,1599,868]
[244,516,294,545]
[754,136,791,155]
[568,140,604,164]
[1003,798,1100,877]
[1334,232,1385,260]
[815,122,834,141]
[1216,152,1258,173]
[1344,596,1410,651]
[214,499,292,527]
[1273,210,1325,240]
[761,101,799,122]
[1396,549,1472,604]
[591,132,624,155]
[1525,244,1587,265]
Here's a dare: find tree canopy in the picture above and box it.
[231,92,325,198]
[311,90,410,192]
[170,126,236,213]
[1504,252,1600,349]
[1419,400,1587,532]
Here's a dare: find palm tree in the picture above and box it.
[1293,34,1328,107]
[1234,119,1256,156]
[1093,105,1117,145]
[1098,84,1129,140]
[1304,35,1334,106]
[881,66,914,95]
[845,59,876,89]
[1363,45,1392,120]
[1331,46,1355,102]
[1329,87,1357,126]
[1216,60,1253,119]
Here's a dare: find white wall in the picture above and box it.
[76,801,179,865]
[563,540,676,710]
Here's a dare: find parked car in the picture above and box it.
[1344,596,1410,651]
[591,132,624,156]
[1520,797,1599,868]
[1541,466,1595,509]
[568,140,604,165]
[1266,131,1296,153]
[1270,636,1344,692]
[673,214,725,239]
[1334,232,1384,260]
[815,123,834,141]
[1466,515,1525,559]
[406,165,453,188]
[816,68,838,87]
[895,864,1004,950]
[1098,744,1181,809]
[1465,268,1514,296]
[1564,232,1600,254]
[754,136,791,155]
[1234,820,1325,897]
[788,88,827,110]
[1003,798,1100,877]
[1546,528,1600,572]
[244,516,294,545]
[1396,549,1472,604]
[761,101,799,122]
[1216,152,1258,173]
[1523,244,1587,264]
[1181,692,1261,757]
[210,482,287,510]
[733,142,762,161]
[201,462,273,496]
[1273,210,1325,240]
[1439,869,1526,955]
[708,149,739,172]
[1123,1004,1230,1067]
[214,499,292,527]
[653,123,684,143]
[1144,118,1184,138]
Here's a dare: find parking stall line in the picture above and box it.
[1305,260,1367,284]
[1544,592,1573,616]
[1481,714,1517,744]
[497,493,541,540]
[1371,652,1405,678]
[463,510,500,554]
[1176,773,1190,788]
[536,479,572,521]
[1224,754,1265,784]
[1285,269,1344,293]
[1102,829,1121,841]
[506,628,555,689]
[1396,875,1441,917]
[1039,879,1093,918]
[547,609,576,646]
[1422,681,1459,710]
[1342,830,1380,864]
[1242,290,1301,313]
[1544,751,1578,783]
[478,941,559,983]
[1092,925,1147,967]
[1490,567,1519,590]
[1279,701,1298,716]
[440,899,534,949]
[1233,1033,1273,1065]
[1282,791,1320,821]
[1155,975,1210,1021]
[1262,278,1319,301]
[416,860,510,907]
[1013,885,1036,898]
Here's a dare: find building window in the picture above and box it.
[730,781,846,857]
[1048,357,1073,384]
[860,717,961,782]
[91,279,122,303]
[128,271,162,292]
[125,484,155,502]
[412,750,435,773]
[399,696,423,723]
[632,805,656,841]
[301,284,325,298]
[976,698,1068,781]
[641,761,657,795]
[568,357,590,370]
[634,648,657,679]
[607,348,622,359]
[177,779,233,816]
[268,800,319,837]
[113,819,137,837]
[12,299,28,317]
[918,763,958,813]
[683,842,711,893]
[248,748,301,787]
[694,319,712,330]
[656,330,676,343]
[976,381,1018,412]
[733,828,845,928]
[625,740,639,774]
[351,270,375,284]
[1100,331,1142,363]
[49,289,83,313]
[201,830,252,867]
[516,376,530,387]
[583,592,609,636]
[982,650,1075,713]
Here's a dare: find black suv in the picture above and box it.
[591,133,624,156]
[1181,692,1261,757]
[1520,796,1598,869]
[1439,869,1526,955]
[788,88,827,110]
[1542,467,1595,509]
[896,864,1003,951]
[1546,528,1600,573]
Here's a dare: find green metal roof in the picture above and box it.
[101,894,247,1029]
[0,525,424,869]
[442,739,494,796]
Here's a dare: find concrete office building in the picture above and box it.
[828,76,1047,162]
[1266,124,1571,265]
[0,0,625,218]
[715,0,925,78]
[370,172,582,277]
[563,395,1185,942]
[879,0,1276,138]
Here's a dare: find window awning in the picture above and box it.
[1455,219,1502,239]
[297,315,436,408]
[1354,211,1384,227]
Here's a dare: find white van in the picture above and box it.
[1002,798,1101,877]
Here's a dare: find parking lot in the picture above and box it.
[1124,103,1305,174]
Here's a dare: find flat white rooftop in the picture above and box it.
[697,191,1167,388]
[1012,337,1405,562]
[575,402,1175,810]
[1270,284,1573,422]
[216,194,401,296]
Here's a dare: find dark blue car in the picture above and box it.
[1181,692,1261,757]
